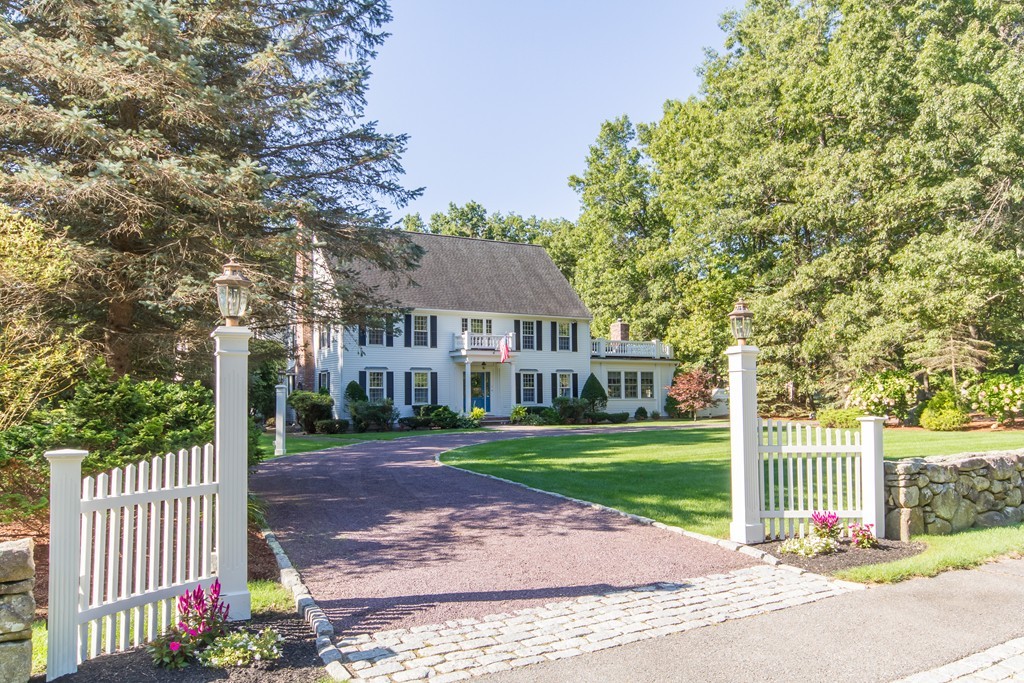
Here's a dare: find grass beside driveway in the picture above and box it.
[441,427,1024,539]
[258,428,491,457]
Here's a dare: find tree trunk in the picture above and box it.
[104,298,135,376]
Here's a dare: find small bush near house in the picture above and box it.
[579,373,608,416]
[344,380,368,405]
[510,405,528,424]
[634,406,648,421]
[314,418,348,434]
[458,407,486,428]
[607,412,629,424]
[287,390,334,433]
[649,411,660,420]
[427,405,460,429]
[350,400,398,432]
[553,397,587,424]
[816,408,864,429]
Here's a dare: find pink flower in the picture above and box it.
[169,641,181,653]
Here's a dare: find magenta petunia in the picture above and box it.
[169,641,181,652]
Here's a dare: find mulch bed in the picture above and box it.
[1,519,328,683]
[757,537,925,575]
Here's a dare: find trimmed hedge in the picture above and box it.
[314,418,348,434]
[816,408,864,429]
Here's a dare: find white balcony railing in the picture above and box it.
[451,332,517,354]
[591,338,673,359]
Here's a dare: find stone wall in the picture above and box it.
[0,538,35,683]
[884,450,1024,541]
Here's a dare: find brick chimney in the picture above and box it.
[610,318,630,341]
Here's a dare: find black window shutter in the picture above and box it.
[515,373,521,404]
[537,373,544,404]
[430,372,438,404]
[386,315,394,347]
[571,322,578,352]
[358,371,367,393]
[572,373,579,398]
[404,372,413,405]
[551,373,557,401]
[404,314,412,347]
[551,321,558,352]
[514,320,521,349]
[429,315,438,348]
[386,372,394,401]
[358,325,366,346]
[536,321,543,350]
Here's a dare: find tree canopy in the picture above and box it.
[0,0,420,379]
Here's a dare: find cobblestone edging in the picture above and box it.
[263,530,350,681]
[339,564,858,683]
[893,636,1024,683]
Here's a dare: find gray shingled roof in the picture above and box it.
[357,232,591,319]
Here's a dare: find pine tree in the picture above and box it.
[0,0,420,378]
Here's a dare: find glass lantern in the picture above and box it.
[728,298,753,345]
[213,260,251,326]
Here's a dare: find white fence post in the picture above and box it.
[859,416,886,539]
[274,383,287,457]
[46,448,87,681]
[213,325,253,620]
[726,344,763,544]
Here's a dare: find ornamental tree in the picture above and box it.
[579,373,608,415]
[667,368,717,420]
[0,0,420,379]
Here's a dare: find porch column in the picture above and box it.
[509,362,516,413]
[464,357,471,413]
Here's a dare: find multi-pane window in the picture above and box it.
[641,372,654,399]
[558,373,572,398]
[467,318,492,334]
[413,371,429,404]
[368,371,385,402]
[558,322,571,350]
[413,315,429,346]
[522,373,537,403]
[318,326,330,349]
[607,372,622,398]
[318,371,330,393]
[624,371,639,399]
[521,321,535,350]
[367,327,385,345]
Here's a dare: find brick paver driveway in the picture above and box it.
[250,427,756,637]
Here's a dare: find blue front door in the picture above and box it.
[471,372,491,412]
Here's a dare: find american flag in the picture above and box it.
[498,337,510,363]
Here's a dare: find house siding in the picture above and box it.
[590,358,678,417]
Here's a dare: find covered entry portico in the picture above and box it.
[451,333,517,416]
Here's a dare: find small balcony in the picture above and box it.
[591,338,673,359]
[450,331,517,358]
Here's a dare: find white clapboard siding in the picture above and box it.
[757,419,867,540]
[47,444,219,680]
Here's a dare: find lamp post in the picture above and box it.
[212,260,252,620]
[725,297,763,544]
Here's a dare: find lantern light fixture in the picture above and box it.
[213,260,251,326]
[728,298,753,346]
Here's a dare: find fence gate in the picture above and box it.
[45,445,219,681]
[757,418,883,539]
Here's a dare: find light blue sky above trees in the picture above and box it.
[365,0,737,222]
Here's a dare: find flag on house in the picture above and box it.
[498,337,510,363]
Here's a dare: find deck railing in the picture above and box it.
[591,339,672,359]
[451,331,517,353]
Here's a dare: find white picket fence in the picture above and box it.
[756,418,884,540]
[46,445,220,680]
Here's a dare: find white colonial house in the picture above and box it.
[303,232,678,420]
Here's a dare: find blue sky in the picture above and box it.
[364,0,738,224]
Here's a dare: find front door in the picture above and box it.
[471,372,491,412]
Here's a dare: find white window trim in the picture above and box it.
[641,371,654,399]
[557,372,572,398]
[413,315,429,347]
[607,371,622,399]
[367,327,385,345]
[624,371,639,399]
[521,321,535,350]
[521,372,538,404]
[368,370,385,402]
[558,321,571,351]
[413,371,430,405]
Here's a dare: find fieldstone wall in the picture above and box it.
[0,538,34,683]
[884,449,1024,541]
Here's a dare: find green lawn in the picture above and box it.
[441,427,1024,539]
[258,427,491,456]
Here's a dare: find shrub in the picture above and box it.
[509,405,528,424]
[666,367,717,419]
[848,370,918,422]
[965,373,1024,424]
[313,418,348,434]
[525,406,549,416]
[344,380,368,405]
[650,411,660,420]
[196,628,283,668]
[539,408,561,425]
[428,405,460,429]
[634,406,648,421]
[920,407,969,431]
[466,406,486,426]
[816,408,864,429]
[607,412,629,424]
[552,397,587,424]
[350,400,398,432]
[579,373,608,414]
[287,390,334,433]
[414,404,444,418]
[398,416,431,430]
